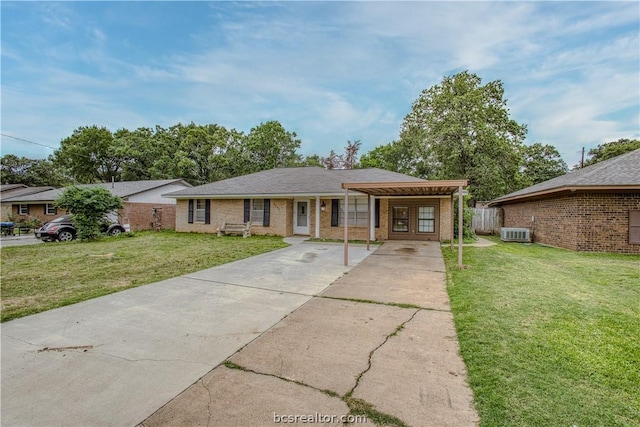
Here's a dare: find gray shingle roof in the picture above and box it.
[165,167,427,198]
[0,185,54,200]
[492,148,640,204]
[3,179,191,203]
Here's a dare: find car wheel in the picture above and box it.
[109,227,123,236]
[57,230,74,242]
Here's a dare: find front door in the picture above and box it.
[388,200,439,241]
[293,200,310,235]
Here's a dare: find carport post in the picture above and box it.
[366,193,371,251]
[343,188,349,266]
[450,193,454,251]
[458,185,463,269]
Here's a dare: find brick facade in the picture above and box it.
[11,204,67,225]
[176,196,454,241]
[120,203,177,231]
[501,192,640,254]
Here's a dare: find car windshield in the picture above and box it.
[50,216,71,223]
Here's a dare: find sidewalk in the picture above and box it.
[140,241,479,427]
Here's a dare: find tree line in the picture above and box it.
[2,71,638,201]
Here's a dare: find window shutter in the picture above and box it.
[630,210,640,244]
[331,199,339,227]
[263,199,271,227]
[375,198,380,228]
[204,199,211,224]
[244,199,251,223]
[188,199,194,224]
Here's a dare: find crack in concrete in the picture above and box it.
[347,308,421,398]
[182,276,315,297]
[319,295,451,313]
[98,351,214,367]
[2,334,40,347]
[199,378,213,427]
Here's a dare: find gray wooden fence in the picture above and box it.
[472,207,501,235]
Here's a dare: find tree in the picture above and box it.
[581,138,640,168]
[1,155,69,187]
[53,125,124,183]
[236,121,302,174]
[343,140,362,169]
[401,71,527,200]
[521,143,567,186]
[55,186,124,240]
[358,139,436,177]
[320,140,362,170]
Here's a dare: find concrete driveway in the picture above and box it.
[0,240,373,427]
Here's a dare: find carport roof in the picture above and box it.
[342,180,468,196]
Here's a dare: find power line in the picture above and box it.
[1,133,58,150]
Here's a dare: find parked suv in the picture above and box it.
[35,215,126,242]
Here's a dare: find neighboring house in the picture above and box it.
[4,179,192,231]
[1,184,54,221]
[490,149,640,254]
[165,167,467,242]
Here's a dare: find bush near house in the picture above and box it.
[444,238,640,426]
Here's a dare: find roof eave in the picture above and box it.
[490,185,640,206]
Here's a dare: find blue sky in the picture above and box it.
[1,1,638,168]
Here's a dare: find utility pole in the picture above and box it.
[580,147,585,169]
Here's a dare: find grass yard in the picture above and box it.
[0,231,288,322]
[443,237,640,426]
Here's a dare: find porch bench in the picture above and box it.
[217,221,251,238]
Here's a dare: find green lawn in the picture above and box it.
[443,238,640,426]
[1,232,288,322]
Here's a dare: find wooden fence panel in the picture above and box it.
[472,207,501,235]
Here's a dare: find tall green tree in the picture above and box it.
[236,121,302,174]
[53,125,124,183]
[55,186,124,240]
[521,143,567,186]
[1,155,69,187]
[173,123,244,185]
[401,71,527,200]
[358,138,436,177]
[581,138,640,168]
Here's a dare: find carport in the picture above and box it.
[340,180,468,268]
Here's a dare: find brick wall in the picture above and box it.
[175,196,455,242]
[120,202,176,231]
[501,192,640,254]
[176,199,290,236]
[11,204,67,225]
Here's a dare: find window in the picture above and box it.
[630,210,640,244]
[251,199,264,225]
[18,204,29,215]
[418,206,436,233]
[195,199,207,222]
[45,203,57,215]
[392,206,409,232]
[339,198,368,227]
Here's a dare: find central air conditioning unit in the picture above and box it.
[500,228,531,243]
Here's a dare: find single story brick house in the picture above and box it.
[1,184,54,221]
[165,167,467,243]
[490,148,640,254]
[3,179,192,231]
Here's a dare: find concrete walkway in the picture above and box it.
[141,241,478,427]
[0,241,372,427]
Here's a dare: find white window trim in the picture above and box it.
[45,203,57,215]
[18,204,29,215]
